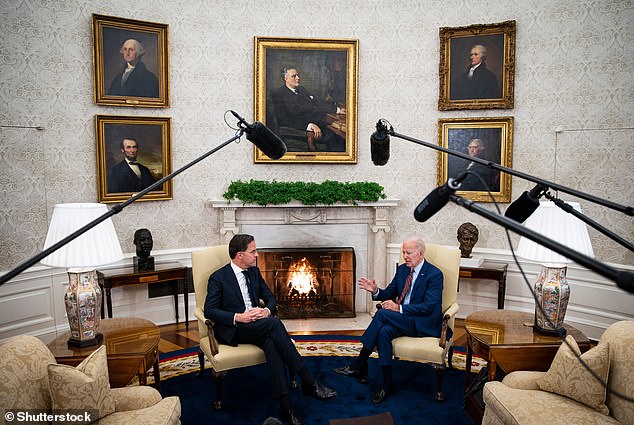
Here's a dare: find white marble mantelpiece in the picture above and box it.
[209,199,399,312]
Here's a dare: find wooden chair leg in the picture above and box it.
[447,345,455,369]
[433,364,447,402]
[211,370,226,410]
[307,132,316,151]
[196,349,205,376]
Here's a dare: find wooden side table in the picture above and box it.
[463,310,591,424]
[97,263,190,330]
[48,317,161,390]
[459,263,508,309]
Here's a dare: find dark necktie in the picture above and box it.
[398,268,414,305]
[242,270,257,308]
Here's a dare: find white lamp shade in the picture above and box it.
[516,201,594,265]
[41,203,123,268]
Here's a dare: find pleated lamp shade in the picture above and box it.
[516,201,594,265]
[41,203,123,268]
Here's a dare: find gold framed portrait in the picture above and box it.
[437,117,513,203]
[96,115,172,203]
[438,20,516,111]
[92,14,169,108]
[254,36,358,163]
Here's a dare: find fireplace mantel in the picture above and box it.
[209,199,399,312]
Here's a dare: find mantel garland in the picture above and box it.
[223,180,386,206]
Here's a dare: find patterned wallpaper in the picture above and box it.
[1,0,632,273]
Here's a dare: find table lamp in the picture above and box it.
[41,203,123,347]
[516,201,594,335]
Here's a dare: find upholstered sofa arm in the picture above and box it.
[110,386,162,411]
[96,395,181,425]
[501,371,545,391]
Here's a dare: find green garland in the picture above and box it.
[223,180,386,206]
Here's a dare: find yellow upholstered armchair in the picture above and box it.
[391,242,460,401]
[192,245,269,410]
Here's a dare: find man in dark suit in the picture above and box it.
[107,138,156,193]
[204,234,336,425]
[271,67,345,152]
[107,39,159,98]
[334,237,445,404]
[453,44,500,100]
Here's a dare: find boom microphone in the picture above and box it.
[230,111,287,160]
[370,120,391,166]
[504,183,548,223]
[414,172,469,222]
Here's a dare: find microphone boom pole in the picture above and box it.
[449,194,634,294]
[387,128,634,216]
[0,129,245,286]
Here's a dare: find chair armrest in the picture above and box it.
[204,319,220,356]
[194,307,206,323]
[439,302,459,349]
[195,306,219,356]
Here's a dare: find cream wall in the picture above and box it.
[1,2,633,273]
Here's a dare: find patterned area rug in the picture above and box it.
[140,335,484,384]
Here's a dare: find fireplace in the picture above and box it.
[211,198,398,313]
[257,248,355,319]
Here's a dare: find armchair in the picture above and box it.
[192,245,268,410]
[390,243,461,401]
[0,334,181,424]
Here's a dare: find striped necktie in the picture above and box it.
[398,268,414,304]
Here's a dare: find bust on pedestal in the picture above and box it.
[457,222,483,267]
[133,228,155,272]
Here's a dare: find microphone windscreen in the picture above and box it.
[246,122,288,160]
[370,132,390,166]
[413,186,451,222]
[504,191,540,223]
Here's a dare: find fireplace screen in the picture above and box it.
[257,248,355,319]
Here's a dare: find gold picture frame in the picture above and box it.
[96,115,172,203]
[437,117,513,203]
[254,36,358,163]
[438,20,516,110]
[92,14,169,107]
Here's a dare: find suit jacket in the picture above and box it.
[107,160,156,193]
[453,62,500,100]
[375,261,444,338]
[107,61,159,98]
[204,264,276,345]
[271,85,337,131]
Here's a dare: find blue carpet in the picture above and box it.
[160,354,472,425]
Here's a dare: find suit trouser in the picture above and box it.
[360,309,417,366]
[235,316,303,398]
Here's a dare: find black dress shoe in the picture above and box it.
[280,407,307,425]
[371,388,393,404]
[333,364,368,384]
[302,380,337,400]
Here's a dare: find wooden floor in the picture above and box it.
[157,318,469,354]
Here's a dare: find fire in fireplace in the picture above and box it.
[257,248,355,319]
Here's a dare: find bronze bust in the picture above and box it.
[457,222,479,258]
[133,228,154,271]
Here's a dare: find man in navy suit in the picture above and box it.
[204,234,336,425]
[334,237,445,404]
